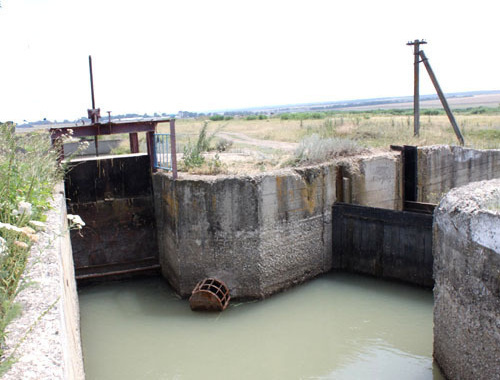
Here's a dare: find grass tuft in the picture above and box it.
[293,134,366,164]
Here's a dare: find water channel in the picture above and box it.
[79,273,444,379]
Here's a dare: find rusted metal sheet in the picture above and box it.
[189,278,231,312]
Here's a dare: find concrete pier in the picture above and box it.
[433,179,500,380]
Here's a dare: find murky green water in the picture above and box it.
[79,273,444,380]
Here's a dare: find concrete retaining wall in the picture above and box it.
[4,184,84,380]
[153,152,402,299]
[418,145,500,203]
[433,179,500,380]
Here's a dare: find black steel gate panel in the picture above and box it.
[332,202,433,287]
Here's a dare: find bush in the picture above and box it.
[0,124,63,223]
[294,134,365,164]
[209,115,224,121]
[216,138,233,152]
[422,109,442,116]
[181,122,218,170]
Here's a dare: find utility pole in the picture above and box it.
[406,39,426,136]
[406,40,464,146]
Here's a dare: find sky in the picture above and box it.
[0,0,499,123]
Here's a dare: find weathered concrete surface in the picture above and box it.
[65,154,158,277]
[153,152,401,299]
[4,184,84,380]
[418,145,500,203]
[348,153,402,210]
[433,179,500,380]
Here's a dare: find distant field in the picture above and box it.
[338,93,500,111]
[153,107,500,173]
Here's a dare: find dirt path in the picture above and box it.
[217,132,298,151]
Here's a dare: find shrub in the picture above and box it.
[216,138,233,152]
[294,134,365,164]
[181,122,218,170]
[209,115,224,121]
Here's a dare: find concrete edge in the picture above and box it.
[3,183,85,380]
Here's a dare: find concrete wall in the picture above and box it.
[65,154,158,277]
[433,179,500,380]
[3,185,84,380]
[153,152,402,299]
[418,145,500,203]
[348,153,402,210]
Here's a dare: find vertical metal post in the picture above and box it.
[170,119,178,179]
[146,131,156,171]
[419,50,465,146]
[89,55,96,110]
[129,133,139,153]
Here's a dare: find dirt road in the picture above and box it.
[217,132,298,151]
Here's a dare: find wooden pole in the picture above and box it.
[419,50,465,146]
[407,40,426,136]
[413,42,420,136]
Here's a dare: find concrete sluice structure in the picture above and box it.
[153,152,402,299]
[5,145,499,379]
[433,179,500,380]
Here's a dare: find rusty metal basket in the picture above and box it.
[189,278,230,312]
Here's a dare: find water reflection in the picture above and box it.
[79,273,444,379]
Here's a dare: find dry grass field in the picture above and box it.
[151,109,500,174]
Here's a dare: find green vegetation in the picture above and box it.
[180,122,227,174]
[209,115,233,121]
[0,122,65,374]
[274,106,500,121]
[245,114,268,120]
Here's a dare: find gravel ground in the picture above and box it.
[2,188,81,379]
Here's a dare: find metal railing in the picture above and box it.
[154,133,173,171]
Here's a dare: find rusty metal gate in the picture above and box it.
[332,202,434,287]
